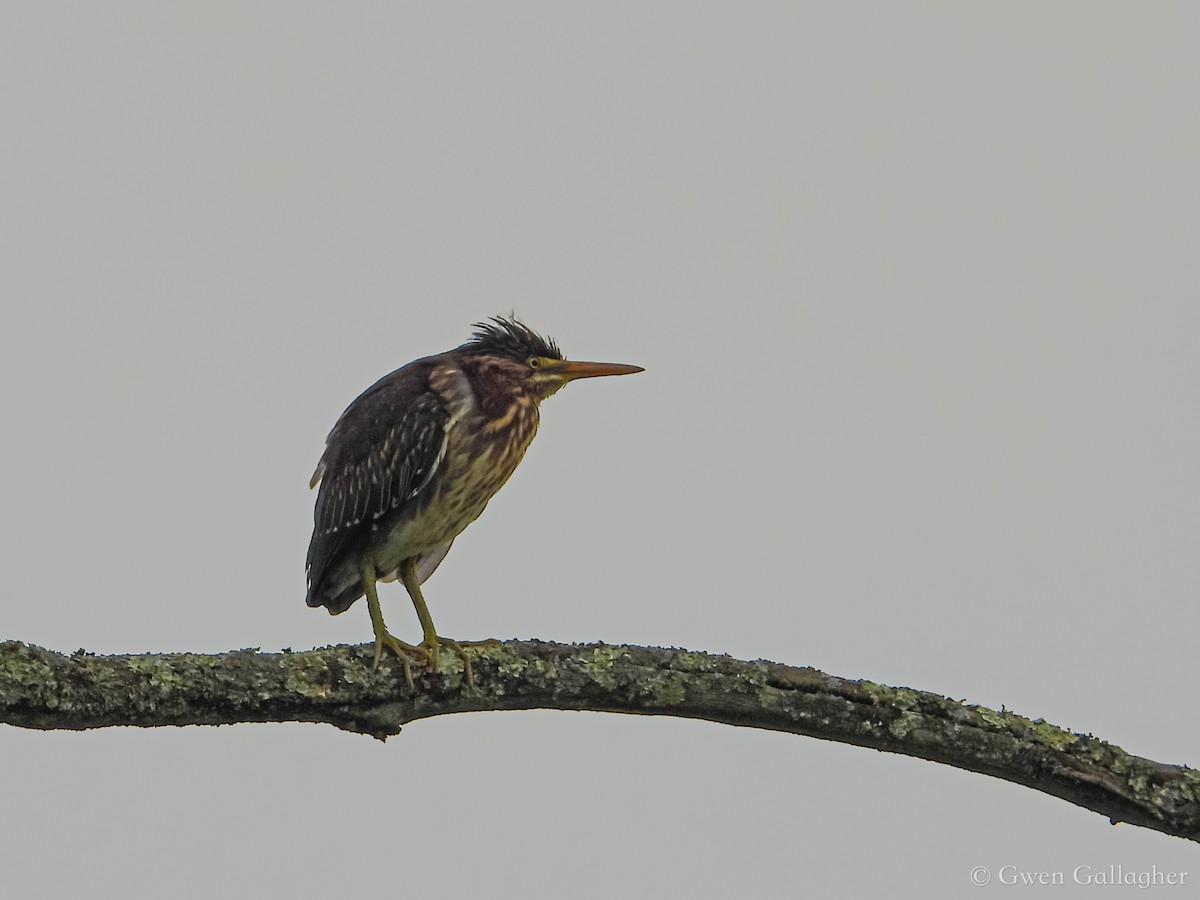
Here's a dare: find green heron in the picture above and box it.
[306,316,642,686]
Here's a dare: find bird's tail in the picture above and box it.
[306,565,364,615]
[305,540,453,615]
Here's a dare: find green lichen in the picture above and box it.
[493,647,546,679]
[126,656,182,692]
[673,651,719,673]
[967,705,1079,750]
[737,662,769,690]
[1027,718,1079,751]
[174,653,222,669]
[889,710,925,740]
[580,645,628,688]
[756,686,781,710]
[434,649,466,679]
[5,639,1199,843]
[0,643,54,690]
[974,706,1013,730]
[281,654,333,699]
[861,681,920,711]
[1177,770,1200,803]
[1127,765,1151,795]
[586,645,627,671]
[643,672,687,706]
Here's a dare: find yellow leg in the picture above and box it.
[399,558,489,688]
[361,557,426,690]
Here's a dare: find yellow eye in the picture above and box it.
[527,357,542,369]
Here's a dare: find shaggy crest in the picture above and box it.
[461,316,562,361]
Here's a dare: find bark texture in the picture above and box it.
[2,638,1196,842]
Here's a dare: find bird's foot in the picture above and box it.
[424,636,471,687]
[372,629,496,689]
[420,635,502,689]
[371,631,428,690]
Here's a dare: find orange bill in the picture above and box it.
[555,360,645,381]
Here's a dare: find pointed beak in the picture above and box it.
[554,359,645,383]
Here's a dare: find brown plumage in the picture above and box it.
[305,316,642,682]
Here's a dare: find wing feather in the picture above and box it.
[305,361,449,604]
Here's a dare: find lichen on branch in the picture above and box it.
[1,638,1197,843]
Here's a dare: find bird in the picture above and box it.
[306,316,643,687]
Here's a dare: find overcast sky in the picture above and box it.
[3,4,1198,897]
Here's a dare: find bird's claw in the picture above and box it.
[372,631,425,690]
[373,631,494,689]
[423,635,505,688]
[423,635,474,688]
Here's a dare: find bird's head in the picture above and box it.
[460,316,643,401]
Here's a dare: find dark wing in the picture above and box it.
[305,359,449,606]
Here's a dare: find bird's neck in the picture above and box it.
[432,357,537,424]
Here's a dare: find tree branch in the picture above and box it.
[2,638,1196,842]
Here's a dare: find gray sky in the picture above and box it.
[3,3,1198,897]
